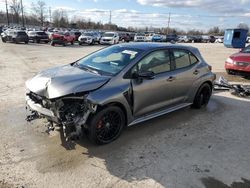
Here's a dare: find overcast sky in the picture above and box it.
[0,0,250,30]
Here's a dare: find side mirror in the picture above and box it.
[132,71,155,80]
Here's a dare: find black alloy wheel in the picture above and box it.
[87,106,125,145]
[192,83,212,109]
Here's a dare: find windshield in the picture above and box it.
[103,33,114,37]
[136,33,145,36]
[83,33,93,36]
[17,32,27,35]
[242,45,250,53]
[76,46,142,75]
[37,32,46,35]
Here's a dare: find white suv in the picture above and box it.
[134,33,146,42]
[78,32,98,45]
[100,32,119,45]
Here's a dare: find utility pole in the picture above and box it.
[109,10,112,24]
[49,7,52,25]
[20,0,24,27]
[5,0,9,26]
[167,12,171,35]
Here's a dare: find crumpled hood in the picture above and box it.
[26,64,111,99]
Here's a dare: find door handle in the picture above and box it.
[166,76,175,82]
[193,70,199,75]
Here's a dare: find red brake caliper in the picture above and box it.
[97,119,103,129]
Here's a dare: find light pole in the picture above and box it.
[5,0,10,25]
[20,0,24,27]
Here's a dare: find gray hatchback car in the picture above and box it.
[25,43,216,145]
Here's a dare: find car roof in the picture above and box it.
[117,42,198,51]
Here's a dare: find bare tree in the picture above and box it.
[237,23,249,30]
[9,0,21,24]
[52,9,69,28]
[32,0,47,26]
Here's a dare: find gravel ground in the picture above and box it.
[0,42,250,188]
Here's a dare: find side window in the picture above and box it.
[173,50,190,69]
[189,53,199,65]
[173,50,198,69]
[133,50,171,74]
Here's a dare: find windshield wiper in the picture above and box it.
[80,65,100,75]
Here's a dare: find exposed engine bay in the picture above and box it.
[26,92,97,142]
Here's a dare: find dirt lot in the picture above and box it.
[0,42,250,188]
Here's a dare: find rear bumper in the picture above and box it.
[15,38,29,42]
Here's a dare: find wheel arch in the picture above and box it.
[96,102,128,126]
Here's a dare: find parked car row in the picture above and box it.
[1,29,122,46]
[1,27,249,46]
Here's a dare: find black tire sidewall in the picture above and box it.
[192,83,212,109]
[88,106,125,145]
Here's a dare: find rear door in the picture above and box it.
[131,49,176,117]
[167,49,200,105]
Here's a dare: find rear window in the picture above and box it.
[37,32,46,35]
[17,32,27,35]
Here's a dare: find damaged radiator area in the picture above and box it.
[26,92,97,142]
[214,76,250,98]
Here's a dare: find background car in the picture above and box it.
[202,35,216,43]
[166,34,178,43]
[78,32,99,45]
[70,31,81,41]
[134,33,146,42]
[1,29,29,44]
[27,31,49,43]
[215,36,224,43]
[100,32,119,45]
[246,37,250,43]
[145,33,154,42]
[225,45,250,76]
[152,34,163,42]
[119,33,130,42]
[178,35,189,43]
[50,32,75,46]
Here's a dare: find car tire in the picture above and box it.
[25,41,28,44]
[71,41,74,45]
[87,106,125,145]
[1,38,6,43]
[192,83,212,109]
[79,42,82,45]
[226,69,233,75]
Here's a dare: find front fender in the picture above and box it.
[86,82,133,124]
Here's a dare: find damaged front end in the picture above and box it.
[26,91,97,141]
